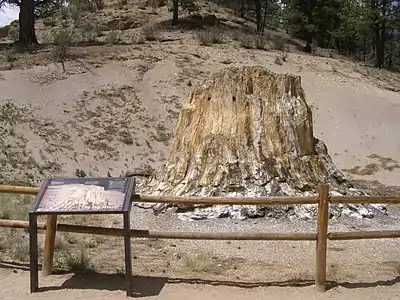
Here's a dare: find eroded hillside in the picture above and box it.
[0,1,399,189]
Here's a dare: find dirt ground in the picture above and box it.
[1,200,400,299]
[0,270,399,300]
[1,1,400,299]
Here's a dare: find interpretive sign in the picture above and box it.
[31,177,132,214]
[29,177,135,297]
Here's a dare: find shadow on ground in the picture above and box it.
[1,261,399,297]
[39,273,400,297]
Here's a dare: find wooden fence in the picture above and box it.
[0,184,400,293]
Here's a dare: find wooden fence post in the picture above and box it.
[315,184,329,292]
[42,215,58,276]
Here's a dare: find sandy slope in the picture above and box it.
[0,41,399,186]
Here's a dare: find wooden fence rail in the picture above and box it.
[0,219,318,240]
[2,184,400,205]
[0,184,400,293]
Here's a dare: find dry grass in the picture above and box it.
[0,194,32,220]
[343,164,380,176]
[72,84,142,158]
[343,154,400,176]
[0,101,71,186]
[0,194,35,262]
[354,65,400,92]
[64,247,95,273]
[367,153,400,171]
[0,194,108,272]
[182,253,214,273]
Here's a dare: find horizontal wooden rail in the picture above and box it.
[330,196,400,204]
[2,184,400,205]
[328,230,400,240]
[2,219,400,241]
[132,195,319,205]
[0,219,316,241]
[0,185,39,196]
[329,196,400,204]
[4,218,400,242]
[0,185,319,205]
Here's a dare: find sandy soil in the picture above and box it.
[1,2,400,299]
[0,271,399,300]
[1,41,399,187]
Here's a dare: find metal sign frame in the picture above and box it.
[28,177,135,297]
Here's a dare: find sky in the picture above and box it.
[0,5,19,27]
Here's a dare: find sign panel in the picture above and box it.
[32,177,133,214]
[29,177,135,296]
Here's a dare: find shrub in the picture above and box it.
[118,0,127,9]
[69,5,80,24]
[52,29,73,72]
[142,21,160,41]
[106,30,119,45]
[69,0,102,12]
[272,37,286,51]
[132,33,145,44]
[5,48,16,62]
[8,26,19,42]
[239,34,255,49]
[274,55,282,65]
[254,35,268,50]
[196,26,224,46]
[53,28,72,60]
[60,6,70,20]
[80,21,100,42]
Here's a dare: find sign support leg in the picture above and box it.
[123,211,133,297]
[29,213,39,293]
[42,215,58,276]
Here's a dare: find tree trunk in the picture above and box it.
[363,37,366,62]
[19,0,38,46]
[260,0,268,34]
[144,66,348,197]
[374,1,388,68]
[172,0,179,25]
[142,66,356,220]
[303,0,314,53]
[253,0,262,34]
[304,39,312,53]
[388,31,393,69]
[240,0,245,18]
[375,25,385,68]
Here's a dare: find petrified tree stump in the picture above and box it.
[139,66,381,220]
